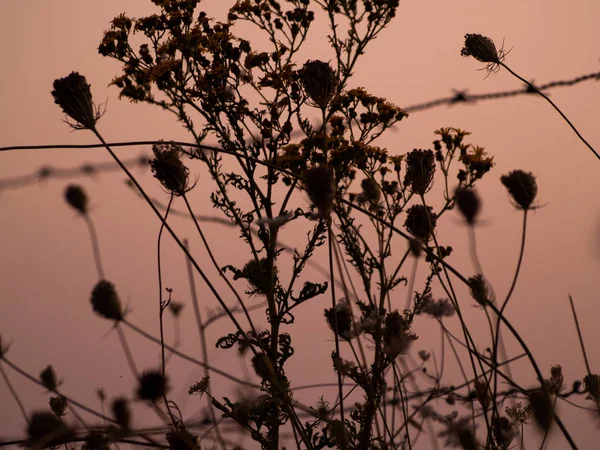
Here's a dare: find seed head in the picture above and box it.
[492,416,517,448]
[27,411,73,447]
[111,397,131,429]
[383,311,417,358]
[304,166,336,219]
[251,353,276,381]
[301,60,337,109]
[150,142,194,196]
[461,34,500,64]
[64,184,89,215]
[584,373,600,401]
[52,72,102,130]
[405,204,436,241]
[137,370,169,402]
[529,388,554,431]
[49,395,67,417]
[241,258,276,296]
[324,302,353,340]
[167,429,200,450]
[91,280,124,321]
[40,365,59,391]
[455,187,481,224]
[468,274,489,306]
[501,170,538,210]
[404,149,436,195]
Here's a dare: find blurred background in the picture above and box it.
[1,1,599,448]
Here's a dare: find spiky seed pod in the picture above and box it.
[404,204,436,241]
[40,365,58,391]
[324,302,353,340]
[64,185,88,215]
[301,60,337,109]
[461,34,500,64]
[468,274,489,306]
[383,311,417,358]
[150,142,193,196]
[166,429,200,450]
[404,149,436,195]
[529,388,554,431]
[27,411,73,448]
[304,166,336,219]
[136,370,169,402]
[500,170,538,210]
[90,280,123,321]
[51,72,99,129]
[111,397,131,429]
[49,395,67,417]
[251,353,275,381]
[455,187,481,224]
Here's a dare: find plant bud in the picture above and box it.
[501,170,538,210]
[91,280,124,321]
[64,185,88,215]
[51,72,99,129]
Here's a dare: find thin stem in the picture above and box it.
[83,215,105,280]
[500,62,600,161]
[115,323,139,378]
[0,361,29,423]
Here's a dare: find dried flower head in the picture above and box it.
[27,411,73,448]
[137,370,169,402]
[358,178,381,205]
[240,258,277,296]
[529,388,554,431]
[167,429,200,450]
[461,34,500,64]
[584,373,600,401]
[91,280,124,321]
[492,416,517,448]
[455,187,481,224]
[150,142,195,196]
[111,397,131,429]
[324,301,353,340]
[468,274,489,306]
[49,395,67,417]
[417,295,455,319]
[405,204,436,241]
[52,72,102,129]
[301,60,337,109]
[304,166,336,219]
[474,378,491,411]
[64,184,88,215]
[546,365,565,395]
[188,376,209,396]
[40,365,59,392]
[383,311,417,358]
[501,170,538,210]
[404,149,436,195]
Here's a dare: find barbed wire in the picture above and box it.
[1,70,598,192]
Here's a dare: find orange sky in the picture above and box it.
[1,1,600,448]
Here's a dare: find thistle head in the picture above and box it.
[90,280,124,321]
[301,60,337,109]
[501,170,538,210]
[52,72,102,130]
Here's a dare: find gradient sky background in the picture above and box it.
[1,1,600,448]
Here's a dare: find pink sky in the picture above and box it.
[1,1,600,448]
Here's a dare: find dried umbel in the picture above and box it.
[40,365,58,391]
[383,311,417,358]
[91,280,124,321]
[304,165,336,219]
[584,373,600,401]
[301,60,337,109]
[468,274,489,306]
[166,429,200,450]
[150,142,194,196]
[241,258,277,296]
[546,365,565,395]
[404,149,436,195]
[455,187,481,224]
[27,411,73,448]
[501,170,538,210]
[137,370,169,402]
[111,397,131,429]
[461,34,500,64]
[52,72,101,129]
[324,302,353,340]
[417,295,455,319]
[404,204,436,241]
[64,184,88,215]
